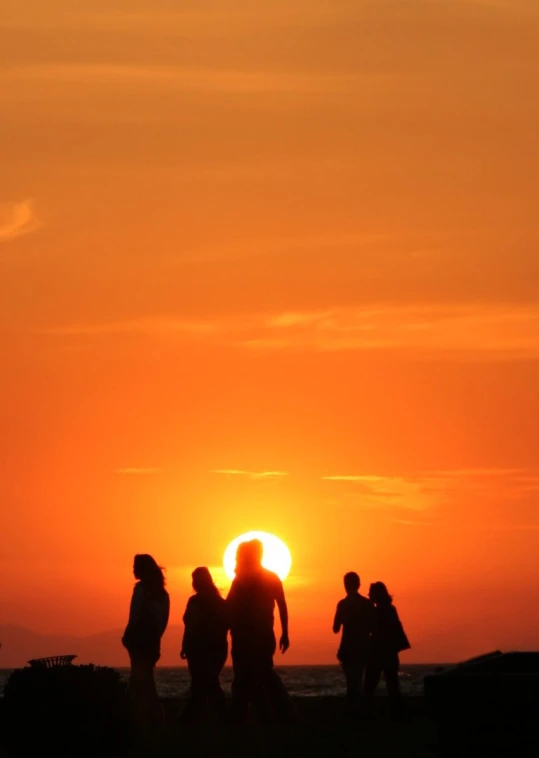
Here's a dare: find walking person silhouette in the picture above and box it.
[179,567,228,723]
[333,571,376,714]
[364,581,410,718]
[122,554,170,730]
[226,539,293,722]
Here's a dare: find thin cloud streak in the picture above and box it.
[176,232,392,265]
[212,469,288,480]
[41,303,539,360]
[322,475,387,482]
[323,475,436,511]
[42,317,218,337]
[239,305,539,357]
[7,63,397,96]
[0,199,40,243]
[324,468,539,516]
[114,467,162,475]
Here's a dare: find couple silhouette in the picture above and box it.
[333,572,410,717]
[180,538,292,723]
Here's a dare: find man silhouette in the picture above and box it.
[226,539,291,722]
[333,571,376,712]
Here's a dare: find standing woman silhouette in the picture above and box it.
[364,581,410,718]
[180,567,228,722]
[122,554,170,728]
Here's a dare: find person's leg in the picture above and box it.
[343,660,363,710]
[207,663,228,719]
[230,659,251,723]
[264,667,295,722]
[364,660,382,716]
[383,655,403,717]
[128,653,163,731]
[241,652,273,723]
[249,676,273,723]
[181,659,209,723]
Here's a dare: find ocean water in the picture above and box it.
[0,664,439,698]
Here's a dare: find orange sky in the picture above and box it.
[2,0,539,665]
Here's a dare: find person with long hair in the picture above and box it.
[364,581,410,718]
[179,567,228,722]
[122,554,170,729]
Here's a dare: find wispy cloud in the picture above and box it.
[41,303,539,360]
[0,199,40,243]
[114,467,162,475]
[240,305,539,358]
[323,475,381,482]
[388,518,435,526]
[42,317,218,337]
[323,468,539,517]
[458,0,521,9]
[212,469,288,480]
[8,63,396,96]
[176,232,391,265]
[323,474,437,511]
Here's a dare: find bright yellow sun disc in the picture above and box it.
[223,531,292,581]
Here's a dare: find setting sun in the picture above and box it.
[223,531,292,581]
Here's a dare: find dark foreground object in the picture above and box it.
[1,694,538,757]
[0,664,129,756]
[424,650,539,756]
[161,695,539,758]
[425,650,539,719]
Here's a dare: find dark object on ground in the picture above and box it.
[424,649,539,719]
[28,654,78,668]
[424,650,539,757]
[2,662,129,756]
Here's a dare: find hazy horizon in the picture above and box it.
[0,621,483,669]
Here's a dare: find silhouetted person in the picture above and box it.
[333,571,376,712]
[180,567,228,723]
[364,581,410,718]
[226,539,292,722]
[122,554,170,729]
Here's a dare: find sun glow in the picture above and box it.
[223,531,292,581]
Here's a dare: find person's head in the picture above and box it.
[192,566,221,597]
[369,581,393,606]
[343,572,360,595]
[133,554,166,592]
[235,539,264,574]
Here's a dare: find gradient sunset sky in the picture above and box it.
[2,0,539,664]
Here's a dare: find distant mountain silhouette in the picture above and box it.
[0,624,185,668]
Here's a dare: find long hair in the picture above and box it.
[133,554,166,594]
[369,581,393,605]
[192,566,221,598]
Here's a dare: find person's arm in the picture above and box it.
[225,580,238,629]
[275,578,289,653]
[333,601,343,634]
[129,584,145,625]
[180,597,199,659]
[368,601,378,635]
[160,591,170,637]
[180,610,189,660]
[122,584,144,647]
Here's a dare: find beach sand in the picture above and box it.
[1,695,538,757]
[156,696,539,758]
